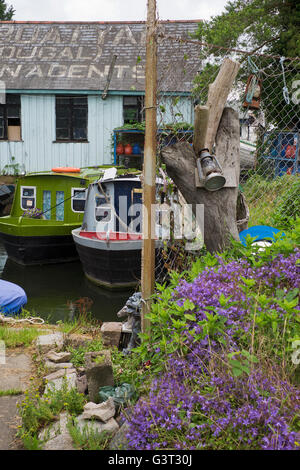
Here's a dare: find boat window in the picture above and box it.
[72,188,86,213]
[95,196,111,222]
[43,191,51,220]
[21,186,36,210]
[56,191,64,221]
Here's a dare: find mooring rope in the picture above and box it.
[0,314,45,325]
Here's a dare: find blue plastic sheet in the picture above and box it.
[239,225,285,247]
[0,280,27,316]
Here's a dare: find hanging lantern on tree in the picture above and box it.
[243,74,262,110]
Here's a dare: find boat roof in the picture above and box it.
[18,166,134,181]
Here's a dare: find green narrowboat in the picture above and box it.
[0,167,106,265]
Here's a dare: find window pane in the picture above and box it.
[56,97,71,106]
[22,198,35,209]
[56,191,64,221]
[56,128,70,140]
[22,188,34,197]
[73,97,87,106]
[7,105,20,118]
[73,107,87,118]
[6,95,20,105]
[73,128,87,140]
[56,117,69,128]
[43,191,51,220]
[124,96,138,106]
[72,189,86,212]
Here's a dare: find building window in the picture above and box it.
[55,96,88,142]
[72,188,86,213]
[0,94,21,141]
[21,186,36,210]
[123,96,144,124]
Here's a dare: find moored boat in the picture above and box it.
[0,167,107,265]
[72,173,145,289]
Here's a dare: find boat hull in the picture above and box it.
[72,230,142,289]
[0,232,78,265]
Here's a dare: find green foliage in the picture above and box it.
[67,421,110,450]
[227,350,259,377]
[193,0,300,126]
[1,157,21,176]
[0,0,14,20]
[67,338,104,368]
[0,389,23,397]
[243,174,300,229]
[0,325,43,348]
[18,378,86,445]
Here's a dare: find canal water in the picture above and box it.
[0,242,134,324]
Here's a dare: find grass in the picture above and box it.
[243,173,300,228]
[0,326,43,348]
[0,389,23,397]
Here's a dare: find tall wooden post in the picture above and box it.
[141,0,157,334]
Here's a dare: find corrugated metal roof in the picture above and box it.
[0,20,201,92]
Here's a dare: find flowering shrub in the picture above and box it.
[22,208,44,219]
[126,219,300,450]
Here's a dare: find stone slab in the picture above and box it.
[36,333,64,353]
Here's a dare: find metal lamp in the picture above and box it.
[196,148,226,191]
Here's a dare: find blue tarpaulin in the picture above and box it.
[239,225,285,246]
[0,280,27,316]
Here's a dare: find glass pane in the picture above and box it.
[56,117,69,128]
[56,105,71,118]
[73,199,85,212]
[73,97,87,106]
[73,128,87,140]
[73,107,87,118]
[73,189,86,200]
[56,191,64,221]
[43,190,51,220]
[56,128,70,140]
[7,94,20,105]
[7,105,20,118]
[124,96,138,106]
[22,197,35,209]
[56,97,71,106]
[22,188,34,197]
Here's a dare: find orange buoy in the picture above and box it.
[52,167,81,173]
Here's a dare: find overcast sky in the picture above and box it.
[10,0,228,22]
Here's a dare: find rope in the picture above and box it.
[0,313,45,325]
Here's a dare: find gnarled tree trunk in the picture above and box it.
[161,107,240,253]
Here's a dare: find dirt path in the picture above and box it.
[0,352,32,450]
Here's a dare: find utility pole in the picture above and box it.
[141,0,157,334]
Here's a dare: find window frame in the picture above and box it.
[0,94,21,141]
[55,95,88,143]
[20,186,36,211]
[71,187,87,213]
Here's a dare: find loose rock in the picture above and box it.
[36,333,64,353]
[45,351,72,363]
[100,322,122,348]
[82,398,115,423]
[75,415,119,436]
[85,351,114,403]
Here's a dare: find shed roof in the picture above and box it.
[0,20,201,93]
